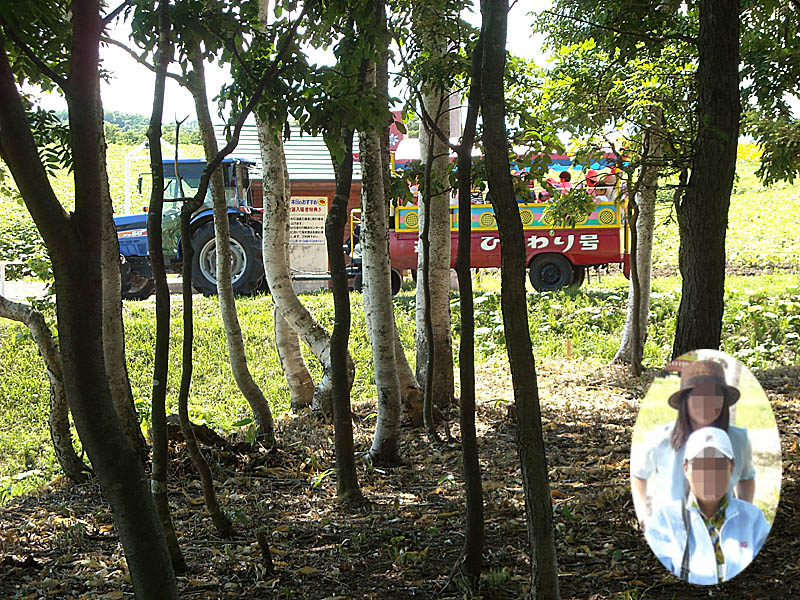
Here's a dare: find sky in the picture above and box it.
[35,1,552,120]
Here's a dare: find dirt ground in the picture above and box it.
[1,358,798,600]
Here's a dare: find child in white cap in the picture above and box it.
[644,427,770,584]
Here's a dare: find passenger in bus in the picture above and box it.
[594,173,618,202]
[558,170,572,192]
[546,170,572,194]
[407,179,420,205]
[584,169,599,189]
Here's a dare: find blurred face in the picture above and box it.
[684,449,734,505]
[686,382,725,429]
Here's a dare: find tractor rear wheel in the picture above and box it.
[190,219,264,296]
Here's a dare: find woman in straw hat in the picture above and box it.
[631,359,755,530]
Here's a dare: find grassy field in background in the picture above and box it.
[2,271,798,500]
[651,151,800,269]
[1,144,799,501]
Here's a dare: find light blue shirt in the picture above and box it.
[645,493,770,584]
[631,424,755,518]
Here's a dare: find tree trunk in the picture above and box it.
[325,126,363,505]
[454,38,485,584]
[375,43,423,428]
[0,296,88,483]
[178,189,236,538]
[187,44,275,444]
[479,1,559,598]
[361,22,403,465]
[256,116,352,417]
[614,112,663,368]
[416,71,455,415]
[393,322,423,427]
[146,4,186,572]
[420,133,443,444]
[0,4,178,595]
[97,90,147,463]
[672,0,740,358]
[274,308,315,410]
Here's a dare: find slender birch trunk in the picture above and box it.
[361,30,403,464]
[420,133,442,444]
[274,308,315,409]
[0,296,88,483]
[394,322,423,426]
[416,80,455,414]
[256,118,352,416]
[614,110,663,366]
[375,43,423,426]
[186,45,275,443]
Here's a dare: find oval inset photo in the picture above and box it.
[630,349,781,585]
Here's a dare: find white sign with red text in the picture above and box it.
[289,196,328,292]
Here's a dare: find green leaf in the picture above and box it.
[562,503,579,520]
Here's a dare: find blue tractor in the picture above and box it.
[115,158,265,300]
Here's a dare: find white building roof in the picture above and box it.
[214,121,363,182]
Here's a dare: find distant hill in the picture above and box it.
[52,110,201,145]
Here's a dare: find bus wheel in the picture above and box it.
[571,265,586,288]
[352,269,401,295]
[391,268,403,296]
[528,254,574,292]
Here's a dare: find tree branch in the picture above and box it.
[542,9,696,46]
[0,34,71,251]
[102,1,132,27]
[192,0,317,204]
[102,36,187,85]
[203,27,259,86]
[0,19,69,91]
[392,39,459,153]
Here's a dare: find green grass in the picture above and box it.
[651,156,800,269]
[122,290,413,429]
[0,327,56,500]
[2,272,797,502]
[465,271,800,371]
[0,290,415,502]
[1,145,799,502]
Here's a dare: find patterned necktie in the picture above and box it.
[691,494,728,581]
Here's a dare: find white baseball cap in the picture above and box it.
[684,427,735,462]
